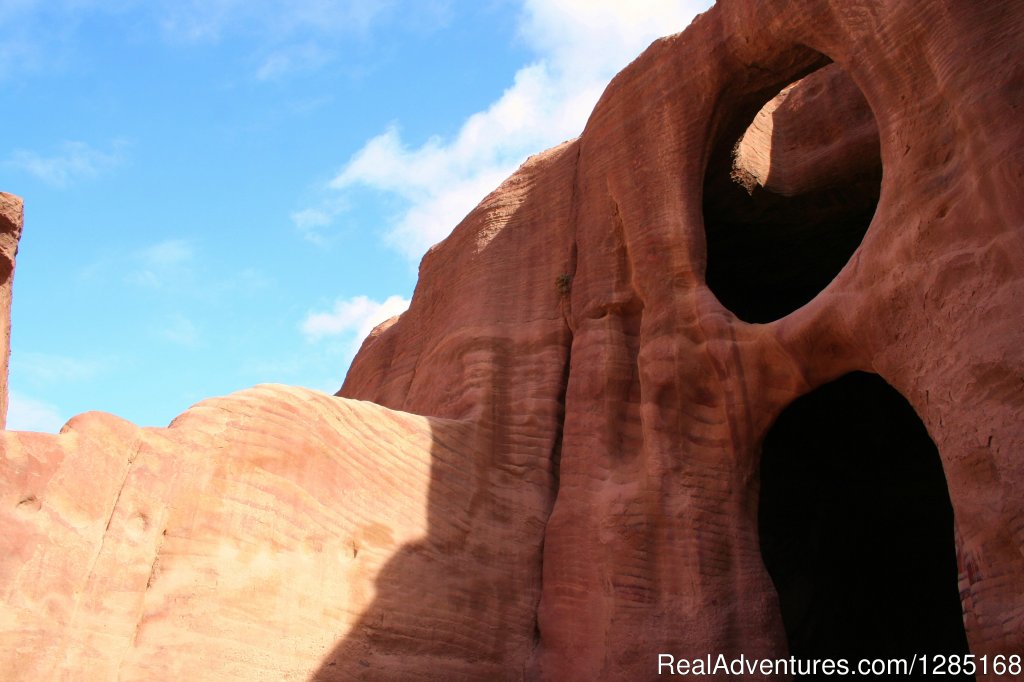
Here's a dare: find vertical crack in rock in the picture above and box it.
[531,140,582,660]
[77,439,142,599]
[117,523,167,682]
[530,329,571,661]
[54,435,143,677]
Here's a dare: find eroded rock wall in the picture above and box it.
[0,386,549,680]
[1,0,1022,680]
[345,0,1024,679]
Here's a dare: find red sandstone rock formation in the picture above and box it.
[2,0,1023,680]
[0,193,23,430]
[731,63,880,197]
[344,0,1024,677]
[0,388,531,679]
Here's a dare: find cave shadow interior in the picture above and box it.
[758,372,972,678]
[701,60,882,324]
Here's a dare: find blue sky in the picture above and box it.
[1,0,710,431]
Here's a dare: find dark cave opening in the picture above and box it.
[758,372,971,678]
[702,64,882,323]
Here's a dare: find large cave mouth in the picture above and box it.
[702,63,882,323]
[758,372,971,674]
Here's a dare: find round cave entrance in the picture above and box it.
[757,372,971,678]
[702,62,882,323]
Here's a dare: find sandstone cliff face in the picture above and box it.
[1,0,1023,680]
[343,0,1024,678]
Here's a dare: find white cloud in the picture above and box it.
[517,0,707,79]
[6,140,127,188]
[314,0,711,260]
[6,391,64,433]
[298,293,409,388]
[302,294,410,346]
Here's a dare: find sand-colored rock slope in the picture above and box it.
[1,0,1022,679]
[0,387,543,680]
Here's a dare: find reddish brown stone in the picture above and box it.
[0,193,23,430]
[2,0,1023,679]
[732,63,880,197]
[345,0,1024,678]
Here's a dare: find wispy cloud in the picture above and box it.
[0,32,36,81]
[0,0,82,80]
[291,207,335,245]
[6,139,127,188]
[157,0,453,80]
[309,0,711,260]
[296,288,407,378]
[11,351,102,385]
[1,1,449,84]
[302,293,409,346]
[139,238,193,267]
[155,312,200,346]
[125,238,195,288]
[6,391,64,433]
[255,41,332,80]
[157,0,398,44]
[82,238,269,303]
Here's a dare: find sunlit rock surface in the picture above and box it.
[2,0,1023,679]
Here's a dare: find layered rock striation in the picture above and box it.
[2,0,1023,679]
[342,0,1024,677]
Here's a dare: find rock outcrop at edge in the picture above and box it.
[0,193,23,429]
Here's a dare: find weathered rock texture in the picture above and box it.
[342,0,1024,678]
[0,193,23,429]
[731,63,880,197]
[1,388,542,680]
[2,0,1023,680]
[702,59,884,323]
